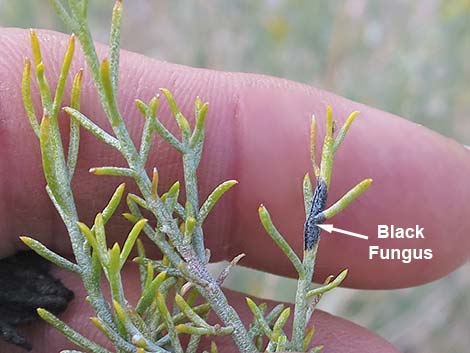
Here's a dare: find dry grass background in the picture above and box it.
[1,1,468,352]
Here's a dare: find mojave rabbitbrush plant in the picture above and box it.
[19,0,371,352]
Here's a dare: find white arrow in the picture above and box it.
[317,224,369,240]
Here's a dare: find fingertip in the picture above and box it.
[230,83,470,288]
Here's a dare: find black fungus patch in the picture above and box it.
[304,180,328,250]
[0,251,74,351]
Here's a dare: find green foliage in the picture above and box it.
[20,1,370,352]
[257,108,370,351]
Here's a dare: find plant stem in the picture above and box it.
[292,110,334,351]
[201,281,255,352]
[291,245,318,351]
[136,177,256,352]
[182,152,206,261]
[61,3,255,349]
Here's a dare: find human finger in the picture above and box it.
[0,265,400,353]
[1,28,469,289]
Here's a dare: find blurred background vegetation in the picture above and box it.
[1,1,468,352]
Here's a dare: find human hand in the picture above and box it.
[1,28,469,352]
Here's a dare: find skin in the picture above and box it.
[0,28,469,352]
